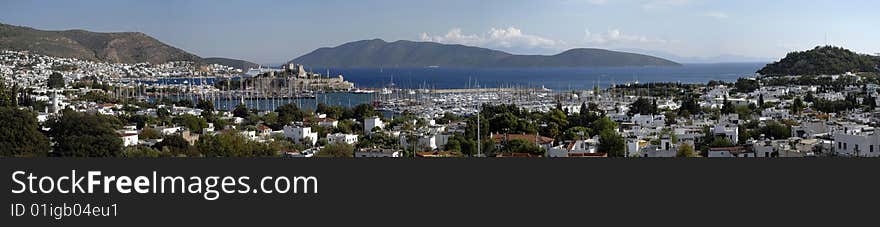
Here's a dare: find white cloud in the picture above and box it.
[641,0,691,11]
[701,11,729,19]
[420,28,483,46]
[584,28,668,44]
[420,27,564,52]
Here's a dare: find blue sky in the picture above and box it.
[1,0,878,64]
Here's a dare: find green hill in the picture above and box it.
[0,23,257,69]
[758,46,879,76]
[291,39,680,68]
[0,23,199,64]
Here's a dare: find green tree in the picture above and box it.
[760,121,791,140]
[197,131,278,157]
[140,127,162,139]
[80,90,113,103]
[157,107,171,120]
[804,92,815,103]
[545,108,569,129]
[628,97,658,115]
[598,129,626,157]
[791,97,805,114]
[233,104,250,118]
[48,111,123,157]
[676,144,697,157]
[316,143,354,158]
[154,134,191,156]
[721,96,736,114]
[489,112,518,133]
[122,146,161,158]
[48,72,65,89]
[0,107,50,157]
[0,82,16,107]
[679,95,701,116]
[128,114,154,129]
[275,103,305,125]
[350,104,377,120]
[708,137,735,148]
[196,99,215,112]
[501,139,545,156]
[758,94,765,107]
[864,94,877,110]
[444,137,462,152]
[734,78,760,93]
[172,114,208,132]
[592,117,618,133]
[563,126,591,140]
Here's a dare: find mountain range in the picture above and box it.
[0,23,257,69]
[291,39,680,68]
[2,23,683,69]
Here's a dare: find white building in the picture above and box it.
[202,123,215,135]
[400,134,438,151]
[157,126,182,135]
[327,133,358,145]
[548,138,600,157]
[239,130,257,141]
[631,114,666,128]
[318,118,339,128]
[713,124,739,144]
[283,125,318,146]
[707,147,753,158]
[832,129,880,157]
[364,117,384,134]
[118,131,139,147]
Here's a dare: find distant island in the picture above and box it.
[0,23,257,69]
[758,46,880,76]
[291,39,680,68]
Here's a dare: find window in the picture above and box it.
[871,145,874,153]
[844,143,847,150]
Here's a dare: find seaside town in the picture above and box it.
[2,47,880,158]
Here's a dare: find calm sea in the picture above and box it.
[316,63,766,90]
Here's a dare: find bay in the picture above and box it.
[316,63,766,91]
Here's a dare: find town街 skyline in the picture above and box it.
[2,0,878,64]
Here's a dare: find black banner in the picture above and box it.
[2,158,878,225]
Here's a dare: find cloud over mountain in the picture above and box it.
[420,27,565,54]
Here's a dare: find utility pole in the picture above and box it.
[476,80,482,157]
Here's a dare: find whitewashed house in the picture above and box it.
[283,125,318,146]
[713,124,739,144]
[327,133,359,145]
[832,128,880,157]
[364,117,384,134]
